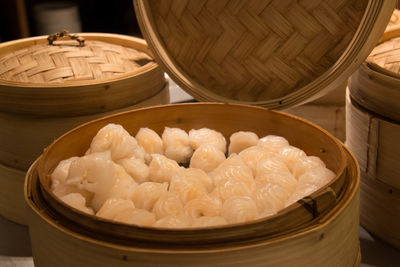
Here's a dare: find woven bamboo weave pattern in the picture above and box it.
[0,40,153,83]
[368,36,400,75]
[149,0,367,101]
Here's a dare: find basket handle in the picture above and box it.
[47,30,85,47]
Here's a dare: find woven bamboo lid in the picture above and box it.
[0,31,153,84]
[134,0,395,109]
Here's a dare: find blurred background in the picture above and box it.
[0,0,142,42]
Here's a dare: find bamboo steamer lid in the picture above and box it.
[133,0,395,109]
[0,31,166,116]
[349,25,400,122]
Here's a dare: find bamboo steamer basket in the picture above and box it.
[0,32,168,225]
[347,25,400,249]
[26,103,360,267]
[24,0,396,265]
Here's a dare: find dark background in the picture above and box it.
[0,0,142,42]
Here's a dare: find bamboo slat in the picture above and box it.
[0,82,169,225]
[133,0,395,109]
[25,104,360,267]
[346,93,400,248]
[0,33,165,116]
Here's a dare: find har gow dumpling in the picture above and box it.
[257,135,289,154]
[255,170,297,194]
[297,166,335,188]
[277,146,307,171]
[96,198,135,220]
[189,128,227,154]
[114,208,156,226]
[221,196,258,224]
[292,156,326,179]
[162,127,193,164]
[131,182,168,211]
[169,169,208,204]
[252,182,290,214]
[148,154,180,183]
[60,193,94,215]
[152,192,184,220]
[190,145,226,173]
[118,156,150,183]
[184,194,222,218]
[135,127,163,163]
[87,123,145,162]
[239,146,274,176]
[153,214,192,228]
[228,131,259,155]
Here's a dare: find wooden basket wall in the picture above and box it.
[26,103,360,266]
[347,25,400,249]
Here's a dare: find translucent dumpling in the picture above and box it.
[297,166,336,188]
[190,145,226,173]
[178,167,214,193]
[90,163,138,211]
[184,194,222,218]
[255,157,290,177]
[189,128,227,154]
[153,214,192,229]
[221,196,258,224]
[131,182,168,211]
[96,198,135,220]
[257,135,289,154]
[135,127,163,163]
[228,131,259,155]
[51,156,79,190]
[152,192,184,220]
[114,208,156,226]
[162,127,193,164]
[292,156,326,179]
[210,154,254,190]
[169,170,207,204]
[239,146,274,176]
[118,156,149,183]
[60,193,94,215]
[252,182,290,215]
[87,123,145,162]
[277,146,307,171]
[255,170,297,194]
[213,178,253,202]
[148,154,181,183]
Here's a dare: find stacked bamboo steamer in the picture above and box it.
[347,24,400,249]
[0,32,168,225]
[24,0,396,266]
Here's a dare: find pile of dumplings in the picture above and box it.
[51,123,335,229]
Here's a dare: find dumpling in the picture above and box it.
[189,128,227,154]
[252,182,290,214]
[153,214,192,228]
[213,178,253,202]
[277,146,307,171]
[131,182,168,211]
[118,157,149,183]
[255,170,297,194]
[90,163,138,211]
[87,123,145,162]
[169,170,207,204]
[114,208,156,226]
[285,183,320,207]
[135,127,163,163]
[292,156,326,179]
[221,196,258,224]
[257,135,289,154]
[51,156,79,190]
[162,127,193,164]
[178,167,214,192]
[210,154,254,190]
[191,216,227,228]
[239,146,274,175]
[255,157,290,177]
[190,145,226,173]
[297,166,336,187]
[60,193,94,215]
[96,198,135,220]
[152,192,184,220]
[184,194,222,218]
[148,154,181,183]
[228,131,259,155]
